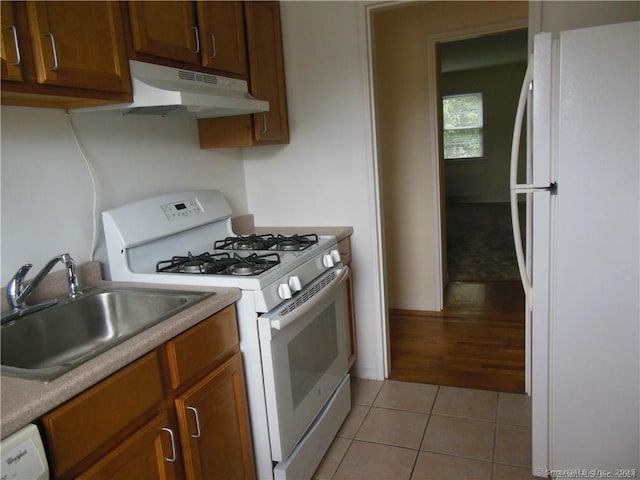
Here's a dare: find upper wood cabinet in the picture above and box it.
[127,1,248,77]
[26,1,131,92]
[1,1,132,107]
[128,1,199,65]
[197,1,289,148]
[197,1,247,76]
[244,1,289,144]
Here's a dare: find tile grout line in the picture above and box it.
[328,379,383,480]
[407,384,440,479]
[491,392,500,479]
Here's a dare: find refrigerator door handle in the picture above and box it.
[512,182,557,194]
[510,59,534,309]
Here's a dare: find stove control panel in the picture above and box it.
[161,198,204,221]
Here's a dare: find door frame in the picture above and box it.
[425,19,528,306]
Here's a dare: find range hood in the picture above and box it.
[70,60,269,118]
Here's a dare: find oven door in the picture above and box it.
[258,265,350,462]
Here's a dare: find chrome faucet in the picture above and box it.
[6,253,82,312]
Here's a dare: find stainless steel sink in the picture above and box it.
[1,287,212,382]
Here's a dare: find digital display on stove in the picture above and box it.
[161,199,204,221]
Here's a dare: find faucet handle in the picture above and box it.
[10,264,33,290]
[7,264,33,310]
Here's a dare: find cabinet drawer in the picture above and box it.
[41,352,164,478]
[165,305,238,389]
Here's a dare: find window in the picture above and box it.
[442,92,484,159]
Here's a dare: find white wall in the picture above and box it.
[1,107,248,283]
[242,1,385,380]
[533,0,640,34]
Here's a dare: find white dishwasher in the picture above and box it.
[1,424,49,480]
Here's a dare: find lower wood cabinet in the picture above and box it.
[338,237,357,368]
[176,353,255,480]
[41,352,165,478]
[77,411,180,480]
[39,305,255,480]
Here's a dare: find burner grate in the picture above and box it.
[214,233,319,252]
[156,251,281,276]
[214,234,278,251]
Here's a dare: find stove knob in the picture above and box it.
[288,275,302,292]
[278,283,292,300]
[322,254,335,268]
[330,249,341,263]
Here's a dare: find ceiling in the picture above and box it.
[439,29,528,73]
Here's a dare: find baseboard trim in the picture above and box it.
[388,301,441,312]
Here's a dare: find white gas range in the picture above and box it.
[102,190,351,480]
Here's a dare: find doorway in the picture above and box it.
[439,30,528,286]
[370,2,529,392]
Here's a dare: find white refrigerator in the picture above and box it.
[510,21,639,476]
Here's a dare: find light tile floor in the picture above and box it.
[314,378,536,480]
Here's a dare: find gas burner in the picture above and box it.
[214,234,278,251]
[228,253,281,276]
[272,234,318,251]
[214,233,319,252]
[156,252,233,274]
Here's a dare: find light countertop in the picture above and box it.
[1,263,240,438]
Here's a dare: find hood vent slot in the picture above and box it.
[178,70,219,85]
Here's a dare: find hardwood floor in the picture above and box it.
[389,281,525,393]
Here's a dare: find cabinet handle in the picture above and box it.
[187,406,201,438]
[208,32,217,58]
[6,25,21,66]
[191,26,200,54]
[43,32,58,71]
[261,113,268,135]
[160,428,177,462]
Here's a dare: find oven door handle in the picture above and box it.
[268,265,350,331]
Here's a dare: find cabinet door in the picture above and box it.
[197,1,247,76]
[244,1,289,144]
[128,1,199,65]
[337,237,356,367]
[1,1,23,81]
[176,352,255,480]
[42,352,164,478]
[25,1,130,93]
[344,268,357,368]
[77,412,180,480]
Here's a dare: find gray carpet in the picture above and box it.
[446,202,524,282]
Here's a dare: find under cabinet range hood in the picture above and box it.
[70,60,269,118]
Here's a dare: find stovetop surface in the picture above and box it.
[149,233,336,281]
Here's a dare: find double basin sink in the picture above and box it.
[1,287,212,381]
